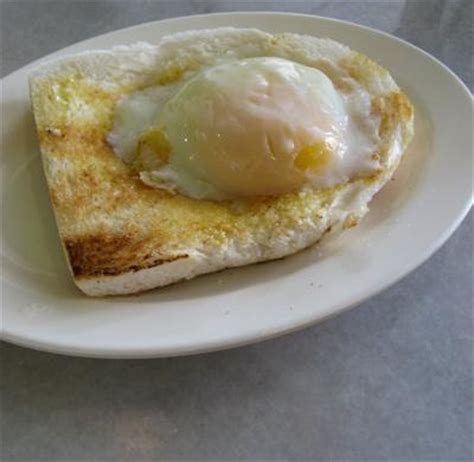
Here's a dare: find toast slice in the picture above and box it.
[29,28,414,296]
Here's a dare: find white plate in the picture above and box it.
[1,13,472,358]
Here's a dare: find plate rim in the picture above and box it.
[1,9,473,98]
[1,11,472,358]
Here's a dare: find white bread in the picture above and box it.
[29,28,414,296]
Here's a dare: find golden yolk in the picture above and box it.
[294,143,331,171]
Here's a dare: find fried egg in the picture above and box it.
[108,42,381,200]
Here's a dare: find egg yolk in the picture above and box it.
[134,127,171,171]
[294,143,332,171]
[154,57,348,197]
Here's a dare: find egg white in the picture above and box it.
[108,53,381,200]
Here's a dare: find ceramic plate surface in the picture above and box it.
[1,13,472,358]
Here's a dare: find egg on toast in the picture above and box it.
[29,28,414,296]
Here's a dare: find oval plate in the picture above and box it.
[1,13,471,358]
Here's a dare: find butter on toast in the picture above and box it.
[29,28,413,295]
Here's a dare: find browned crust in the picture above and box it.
[65,234,188,278]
